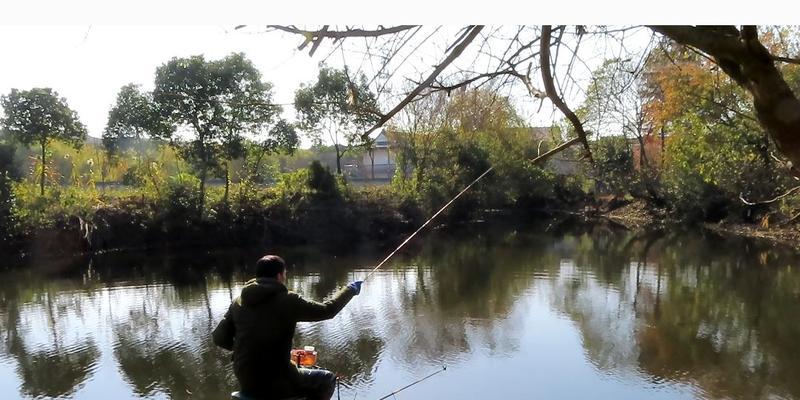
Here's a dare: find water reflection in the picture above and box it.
[0,223,799,399]
[548,228,800,399]
[1,274,101,399]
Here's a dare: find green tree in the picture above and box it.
[238,119,298,184]
[642,44,789,221]
[581,59,664,202]
[390,88,550,216]
[103,84,173,154]
[295,66,381,175]
[390,88,524,196]
[103,84,175,195]
[153,53,280,211]
[389,90,449,192]
[0,88,87,196]
[220,119,297,205]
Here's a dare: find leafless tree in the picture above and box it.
[264,24,800,177]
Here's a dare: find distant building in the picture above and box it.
[356,128,395,181]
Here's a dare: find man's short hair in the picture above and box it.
[255,255,286,278]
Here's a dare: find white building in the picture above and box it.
[361,128,395,180]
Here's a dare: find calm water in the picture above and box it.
[2,222,800,400]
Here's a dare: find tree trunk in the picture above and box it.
[40,141,46,196]
[369,149,375,180]
[636,135,648,170]
[335,144,342,175]
[224,163,230,206]
[199,166,206,218]
[660,126,665,166]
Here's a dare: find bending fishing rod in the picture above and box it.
[376,365,447,400]
[362,136,582,282]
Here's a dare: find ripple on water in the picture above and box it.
[15,340,101,399]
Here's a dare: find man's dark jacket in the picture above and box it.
[212,277,355,397]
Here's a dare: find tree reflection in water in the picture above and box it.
[549,228,800,399]
[1,223,799,399]
[0,267,101,399]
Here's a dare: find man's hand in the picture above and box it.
[347,280,363,295]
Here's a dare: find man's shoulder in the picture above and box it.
[284,291,304,301]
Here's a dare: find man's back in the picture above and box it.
[213,277,356,398]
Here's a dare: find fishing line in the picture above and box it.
[376,365,447,400]
[362,136,581,281]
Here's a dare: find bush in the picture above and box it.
[307,160,340,199]
[0,171,15,238]
[158,172,203,227]
[0,144,18,237]
[662,116,787,222]
[592,136,637,196]
[122,164,146,187]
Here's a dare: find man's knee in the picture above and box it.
[299,368,337,399]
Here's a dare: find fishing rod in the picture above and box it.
[362,136,581,282]
[376,365,447,400]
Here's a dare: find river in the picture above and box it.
[1,221,799,399]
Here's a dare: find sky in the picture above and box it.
[0,25,325,139]
[0,25,577,145]
[0,6,787,147]
[0,25,649,142]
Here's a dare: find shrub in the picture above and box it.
[662,116,786,222]
[158,172,203,227]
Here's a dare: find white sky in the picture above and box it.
[0,1,790,145]
[0,25,644,141]
[0,25,325,139]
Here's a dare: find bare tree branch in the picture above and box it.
[376,26,442,95]
[774,55,800,65]
[267,25,419,55]
[427,69,516,94]
[268,25,418,40]
[360,25,485,139]
[365,26,421,89]
[740,185,800,205]
[308,25,329,57]
[540,25,593,161]
[509,66,546,99]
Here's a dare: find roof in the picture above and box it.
[369,128,389,147]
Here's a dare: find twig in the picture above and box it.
[428,69,516,94]
[740,185,800,205]
[359,25,485,141]
[267,25,418,51]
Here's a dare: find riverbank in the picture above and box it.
[5,188,800,269]
[1,191,415,264]
[604,199,800,250]
[703,221,800,250]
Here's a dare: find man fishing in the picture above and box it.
[212,255,363,400]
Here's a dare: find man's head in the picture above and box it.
[255,255,287,283]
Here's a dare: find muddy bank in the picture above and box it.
[603,200,662,230]
[604,199,800,250]
[704,222,800,250]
